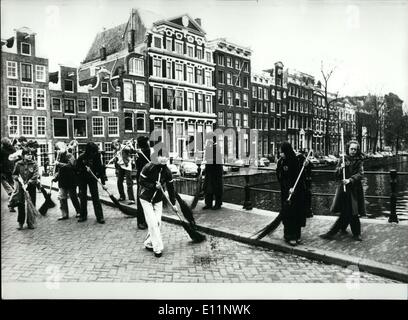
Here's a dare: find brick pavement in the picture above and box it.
[0,187,398,284]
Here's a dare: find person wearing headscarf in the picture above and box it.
[320,140,365,241]
[276,141,309,246]
[134,136,150,230]
[76,142,106,224]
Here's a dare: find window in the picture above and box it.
[263,118,268,131]
[7,61,17,79]
[64,79,73,92]
[196,68,203,85]
[52,98,61,111]
[218,111,225,126]
[235,59,240,70]
[275,118,280,130]
[92,117,104,137]
[205,95,212,113]
[243,76,249,89]
[101,97,110,112]
[218,70,224,84]
[276,102,281,114]
[36,89,46,109]
[252,86,257,98]
[153,58,162,77]
[243,114,248,127]
[277,90,281,100]
[91,96,99,111]
[101,82,109,93]
[258,118,263,130]
[175,63,183,81]
[73,119,87,138]
[175,90,183,111]
[21,87,33,108]
[226,57,232,68]
[111,98,118,111]
[233,75,241,87]
[166,38,173,51]
[129,58,144,76]
[21,42,31,55]
[7,86,18,107]
[243,94,248,108]
[187,66,194,83]
[196,47,203,59]
[166,89,174,109]
[187,45,194,58]
[235,113,241,127]
[78,100,87,113]
[53,119,68,138]
[35,65,46,82]
[64,99,75,114]
[123,81,133,101]
[264,89,268,100]
[217,89,225,104]
[22,116,34,136]
[124,112,133,132]
[227,112,233,127]
[107,117,119,136]
[206,51,211,62]
[235,92,241,106]
[166,61,172,79]
[217,55,224,66]
[243,61,249,72]
[153,87,162,109]
[136,112,146,132]
[258,87,263,100]
[270,102,275,112]
[226,73,232,85]
[154,37,162,48]
[175,42,183,54]
[197,94,203,112]
[226,90,232,106]
[187,92,194,112]
[281,118,286,130]
[270,117,275,129]
[8,115,19,136]
[205,70,211,87]
[21,63,32,82]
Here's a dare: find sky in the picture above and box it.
[2,0,408,110]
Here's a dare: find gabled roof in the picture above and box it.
[154,14,206,35]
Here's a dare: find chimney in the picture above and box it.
[195,18,201,26]
[100,46,106,61]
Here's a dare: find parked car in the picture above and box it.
[372,152,384,158]
[179,162,198,177]
[308,156,320,165]
[167,163,180,177]
[258,157,270,167]
[231,159,244,172]
[322,155,337,165]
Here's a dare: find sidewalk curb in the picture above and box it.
[43,185,408,283]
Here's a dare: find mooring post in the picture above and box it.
[243,174,253,210]
[388,169,399,223]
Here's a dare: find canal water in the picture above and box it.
[175,155,408,222]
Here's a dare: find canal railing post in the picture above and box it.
[388,169,399,223]
[243,173,253,210]
[305,166,313,218]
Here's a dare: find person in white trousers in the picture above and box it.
[138,149,176,258]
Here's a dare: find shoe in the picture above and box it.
[319,233,334,240]
[202,206,212,210]
[9,207,16,213]
[78,217,87,222]
[138,223,147,230]
[154,251,162,258]
[97,219,105,224]
[58,216,69,221]
[288,240,297,247]
[75,213,81,218]
[27,225,35,230]
[118,197,126,201]
[296,239,303,245]
[17,224,24,230]
[340,229,348,235]
[127,200,135,205]
[212,206,221,210]
[145,245,153,252]
[353,235,363,241]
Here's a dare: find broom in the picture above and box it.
[39,152,60,215]
[251,150,313,240]
[86,166,137,217]
[17,176,40,226]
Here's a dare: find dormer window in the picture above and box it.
[64,79,73,92]
[154,37,162,49]
[101,82,109,94]
[21,42,31,55]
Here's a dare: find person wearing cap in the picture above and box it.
[12,148,39,230]
[138,148,176,258]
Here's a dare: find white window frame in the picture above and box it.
[100,96,110,113]
[7,86,18,108]
[166,60,173,79]
[226,73,232,85]
[64,98,75,114]
[205,70,211,87]
[166,38,173,52]
[92,117,105,137]
[21,116,34,137]
[136,112,147,132]
[21,42,31,56]
[123,81,134,102]
[111,98,118,111]
[36,116,46,137]
[64,79,74,93]
[175,40,183,55]
[243,93,248,108]
[217,55,224,66]
[154,36,163,49]
[196,47,203,60]
[218,111,225,126]
[35,65,46,82]
[135,83,145,103]
[7,61,18,79]
[187,66,194,83]
[124,110,134,133]
[187,44,195,58]
[175,63,183,81]
[153,58,162,77]
[21,87,34,109]
[153,87,162,109]
[91,96,99,111]
[53,118,69,138]
[107,117,119,137]
[36,89,46,110]
[187,91,195,112]
[205,51,212,63]
[243,114,249,128]
[129,57,144,76]
[52,97,62,112]
[20,63,33,83]
[101,82,109,94]
[72,119,87,139]
[8,115,19,136]
[205,95,212,113]
[77,99,87,113]
[226,57,232,68]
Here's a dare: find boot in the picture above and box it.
[58,199,69,220]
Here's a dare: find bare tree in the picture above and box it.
[362,93,385,153]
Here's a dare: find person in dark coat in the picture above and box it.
[53,149,81,220]
[112,139,135,205]
[320,141,365,241]
[76,142,106,224]
[276,142,309,246]
[134,136,150,230]
[1,138,16,200]
[203,136,224,210]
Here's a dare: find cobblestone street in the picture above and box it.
[1,190,398,284]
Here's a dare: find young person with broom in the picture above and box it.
[138,148,177,258]
[134,136,150,230]
[12,148,39,230]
